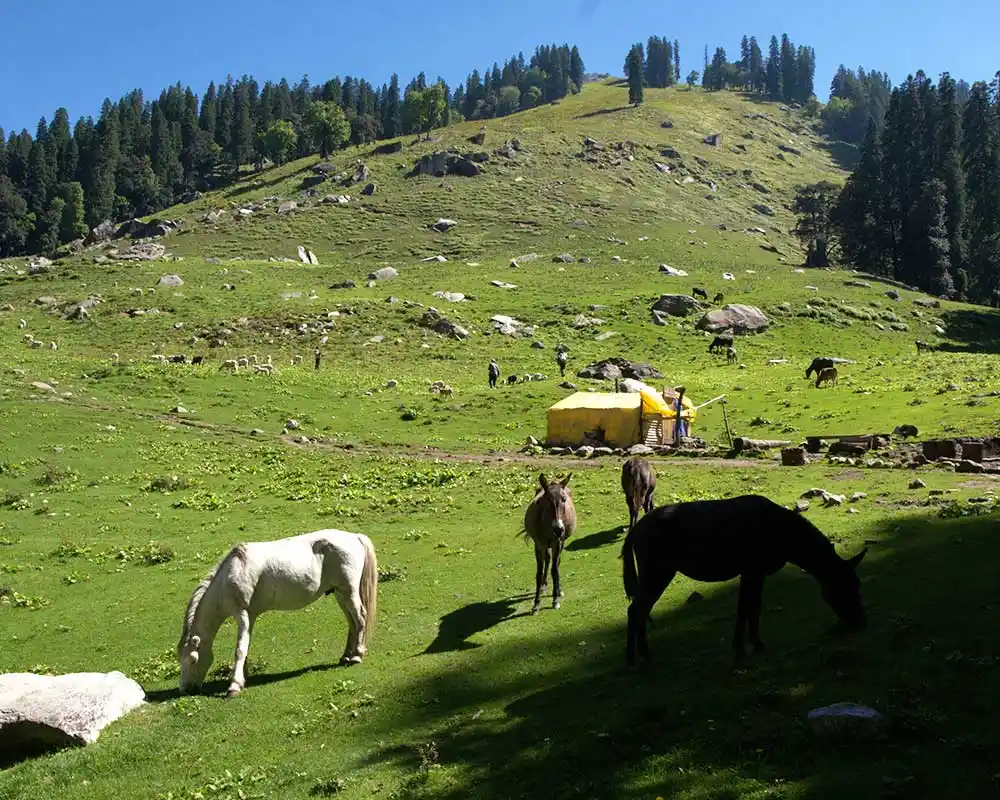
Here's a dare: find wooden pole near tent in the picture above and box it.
[721,399,733,449]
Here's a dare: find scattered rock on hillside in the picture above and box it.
[34,296,59,307]
[779,144,803,156]
[113,243,166,261]
[490,280,517,289]
[277,201,297,214]
[297,246,309,264]
[368,267,398,281]
[659,264,688,277]
[431,218,457,233]
[490,314,524,336]
[651,310,668,326]
[751,182,771,194]
[329,280,356,289]
[351,161,371,184]
[420,308,469,340]
[654,162,672,173]
[0,671,146,759]
[510,253,538,267]
[845,279,872,288]
[322,194,351,205]
[84,219,115,245]
[433,291,466,303]
[577,357,663,381]
[559,381,577,390]
[361,182,377,196]
[31,381,57,393]
[553,253,575,263]
[660,147,681,159]
[909,478,927,489]
[753,203,775,216]
[570,314,604,329]
[157,274,184,288]
[703,133,724,147]
[695,304,770,334]
[651,294,701,317]
[913,297,941,308]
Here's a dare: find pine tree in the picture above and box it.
[570,46,585,90]
[25,140,52,214]
[627,46,644,105]
[0,128,6,178]
[795,46,815,102]
[913,177,955,296]
[834,119,890,275]
[230,84,255,169]
[765,36,782,99]
[962,82,1000,303]
[673,40,681,89]
[937,74,967,287]
[780,34,797,103]
[0,176,31,256]
[58,181,87,243]
[200,82,217,138]
[383,74,402,138]
[748,37,764,93]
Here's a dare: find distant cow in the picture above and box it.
[805,357,835,379]
[815,367,838,388]
[708,335,734,354]
[621,458,656,533]
[191,356,204,365]
[692,287,708,301]
[488,359,500,388]
[712,292,724,304]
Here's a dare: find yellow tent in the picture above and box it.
[546,390,697,448]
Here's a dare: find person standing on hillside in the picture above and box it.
[314,349,322,371]
[556,349,568,377]
[488,359,500,388]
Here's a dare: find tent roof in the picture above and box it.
[548,392,641,411]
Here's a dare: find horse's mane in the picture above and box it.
[178,544,247,649]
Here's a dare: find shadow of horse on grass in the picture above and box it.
[424,596,532,654]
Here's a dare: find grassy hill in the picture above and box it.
[2,82,1000,800]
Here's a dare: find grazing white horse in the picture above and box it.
[177,529,378,697]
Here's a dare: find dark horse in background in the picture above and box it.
[621,495,867,666]
[805,357,836,379]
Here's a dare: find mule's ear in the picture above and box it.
[846,547,868,569]
[560,473,573,488]
[539,473,549,490]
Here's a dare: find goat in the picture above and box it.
[708,335,734,354]
[815,367,838,388]
[713,292,724,304]
[692,287,708,301]
[237,357,250,368]
[726,346,738,364]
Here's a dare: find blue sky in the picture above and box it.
[2,0,997,133]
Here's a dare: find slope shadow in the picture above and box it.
[360,509,1000,799]
[567,524,626,551]
[573,106,633,120]
[820,140,860,171]
[424,596,532,654]
[938,307,1000,354]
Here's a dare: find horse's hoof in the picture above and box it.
[530,606,540,615]
[226,685,242,698]
[553,600,561,609]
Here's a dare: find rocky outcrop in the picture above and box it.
[651,294,701,317]
[695,304,770,334]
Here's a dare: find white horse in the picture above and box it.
[177,529,378,697]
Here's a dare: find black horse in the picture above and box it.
[805,357,835,379]
[621,494,867,666]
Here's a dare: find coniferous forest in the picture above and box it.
[0,44,584,257]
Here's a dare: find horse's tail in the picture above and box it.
[358,534,378,640]
[620,525,639,601]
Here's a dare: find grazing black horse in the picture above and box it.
[805,357,835,379]
[708,335,733,354]
[621,495,867,666]
[692,286,709,301]
[712,292,724,304]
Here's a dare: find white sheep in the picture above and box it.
[18,319,26,329]
[28,339,42,349]
[237,357,250,368]
[254,364,274,375]
[111,353,121,365]
[49,342,58,350]
[219,359,239,372]
[151,354,167,363]
[22,333,34,343]
[132,288,144,297]
[319,335,329,345]
[250,355,259,365]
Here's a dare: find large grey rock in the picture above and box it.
[431,218,457,233]
[420,308,469,340]
[84,219,115,246]
[114,243,166,261]
[695,304,770,334]
[157,274,184,287]
[277,201,298,215]
[651,294,701,317]
[368,267,398,281]
[577,357,663,381]
[0,671,146,760]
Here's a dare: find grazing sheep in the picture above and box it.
[132,288,144,297]
[726,346,737,364]
[815,367,838,388]
[712,292,724,304]
[22,333,35,343]
[28,339,43,349]
[507,374,519,385]
[48,342,58,350]
[708,335,734,354]
[254,364,274,375]
[151,354,168,363]
[319,335,329,345]
[18,319,26,329]
[250,355,259,365]
[237,357,250,368]
[692,287,708,301]
[219,359,240,372]
[111,353,120,365]
[439,385,454,396]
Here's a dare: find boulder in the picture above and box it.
[884,290,900,300]
[113,243,166,261]
[703,133,724,147]
[361,182,377,196]
[659,264,688,277]
[433,291,466,303]
[913,297,941,308]
[313,162,338,175]
[157,274,184,288]
[374,141,403,155]
[845,279,872,288]
[329,280,356,289]
[277,201,298,215]
[368,267,398,281]
[753,203,775,216]
[297,246,310,264]
[302,174,327,188]
[577,357,662,381]
[779,144,802,156]
[807,703,884,737]
[0,671,145,761]
[34,295,58,307]
[651,294,701,317]
[352,162,370,184]
[511,253,538,267]
[553,253,575,263]
[695,304,770,334]
[629,444,654,456]
[420,308,469,340]
[84,219,115,246]
[660,147,681,159]
[781,447,807,466]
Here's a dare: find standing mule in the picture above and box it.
[621,494,867,667]
[621,457,656,532]
[523,473,577,614]
[178,529,378,697]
